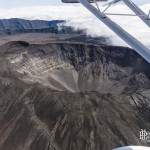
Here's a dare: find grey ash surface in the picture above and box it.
[0,38,150,150]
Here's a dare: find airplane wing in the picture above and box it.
[62,0,107,3]
[113,146,150,150]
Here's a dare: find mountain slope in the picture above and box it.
[0,40,150,150]
[0,18,65,34]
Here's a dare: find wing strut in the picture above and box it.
[79,0,150,63]
[122,0,150,27]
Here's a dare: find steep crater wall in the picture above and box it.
[0,41,150,150]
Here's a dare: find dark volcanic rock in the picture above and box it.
[0,41,150,150]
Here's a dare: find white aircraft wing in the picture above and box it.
[113,146,150,150]
[62,0,107,3]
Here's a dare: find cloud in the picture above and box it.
[0,2,149,47]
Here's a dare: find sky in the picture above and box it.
[0,0,59,8]
[0,0,149,48]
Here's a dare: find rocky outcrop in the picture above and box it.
[0,41,150,150]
